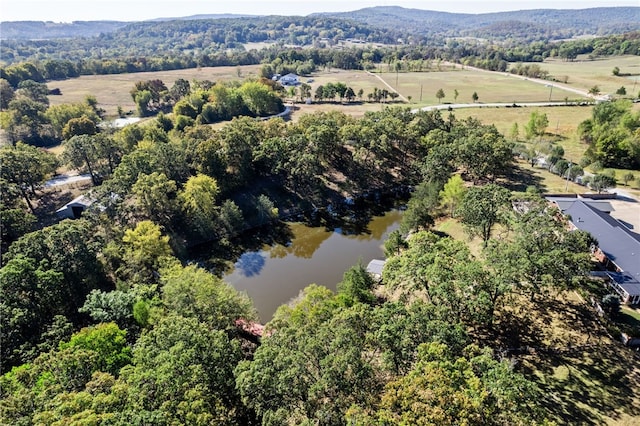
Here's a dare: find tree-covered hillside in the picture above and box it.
[321,6,640,40]
[2,6,638,43]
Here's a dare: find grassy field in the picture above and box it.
[452,104,640,194]
[376,68,587,107]
[530,55,640,97]
[47,65,263,118]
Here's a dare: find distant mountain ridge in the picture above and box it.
[1,6,638,40]
[0,20,130,39]
[316,6,640,39]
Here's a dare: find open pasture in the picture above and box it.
[377,68,587,106]
[527,55,640,97]
[47,65,262,118]
[453,105,594,158]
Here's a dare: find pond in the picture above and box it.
[223,209,402,322]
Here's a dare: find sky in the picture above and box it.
[1,0,638,22]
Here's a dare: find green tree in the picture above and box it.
[383,231,499,327]
[169,78,190,101]
[179,173,220,237]
[457,123,514,183]
[348,342,543,426]
[131,172,178,226]
[63,134,101,185]
[472,91,479,102]
[0,78,15,109]
[0,255,65,370]
[0,179,36,253]
[16,80,49,105]
[218,116,262,190]
[485,199,592,300]
[254,194,278,225]
[239,81,284,116]
[435,88,445,102]
[134,89,152,117]
[45,102,99,140]
[236,286,378,426]
[1,97,49,144]
[0,142,58,213]
[61,115,97,140]
[457,184,510,245]
[218,199,245,236]
[400,181,439,234]
[622,172,635,186]
[588,173,617,193]
[119,314,245,424]
[160,263,256,331]
[118,220,174,284]
[524,110,549,140]
[367,301,468,376]
[601,294,621,317]
[79,289,137,328]
[384,229,408,257]
[616,86,627,96]
[509,122,520,141]
[440,174,467,216]
[5,219,106,322]
[59,323,132,375]
[336,262,376,307]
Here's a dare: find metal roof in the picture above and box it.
[547,197,614,213]
[366,259,386,277]
[565,200,640,295]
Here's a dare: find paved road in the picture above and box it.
[404,61,609,114]
[411,100,592,113]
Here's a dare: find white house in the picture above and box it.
[279,73,300,86]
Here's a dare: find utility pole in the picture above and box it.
[565,160,572,192]
[420,84,423,102]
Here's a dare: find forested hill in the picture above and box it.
[0,20,130,39]
[318,6,640,39]
[1,6,638,41]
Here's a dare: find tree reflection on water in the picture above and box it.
[234,251,266,277]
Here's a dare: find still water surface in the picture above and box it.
[224,209,402,322]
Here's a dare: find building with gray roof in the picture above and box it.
[555,199,640,304]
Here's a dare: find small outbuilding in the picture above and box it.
[56,195,94,219]
[366,259,386,282]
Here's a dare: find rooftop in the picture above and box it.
[563,200,640,294]
[366,259,386,278]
